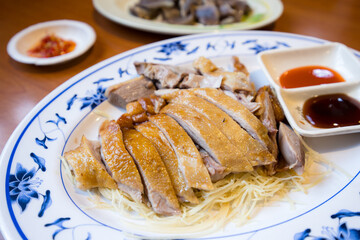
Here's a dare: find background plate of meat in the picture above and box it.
[1,31,360,240]
[92,0,283,35]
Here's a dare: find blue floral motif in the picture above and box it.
[45,218,93,240]
[118,68,129,78]
[187,46,199,55]
[35,113,67,149]
[294,208,360,240]
[158,41,188,56]
[207,42,216,50]
[242,39,290,54]
[67,78,113,111]
[92,78,114,84]
[9,158,52,217]
[225,40,236,49]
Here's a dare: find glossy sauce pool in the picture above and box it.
[303,93,360,128]
[280,66,345,88]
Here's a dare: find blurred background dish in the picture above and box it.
[7,20,96,65]
[92,0,283,34]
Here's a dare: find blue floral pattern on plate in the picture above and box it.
[295,207,360,240]
[9,154,51,217]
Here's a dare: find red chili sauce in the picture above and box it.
[27,33,76,58]
[279,66,345,89]
[303,93,360,128]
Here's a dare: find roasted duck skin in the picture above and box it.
[99,120,144,202]
[161,103,253,172]
[167,91,275,166]
[149,114,214,191]
[136,121,198,204]
[123,128,181,215]
[64,136,117,190]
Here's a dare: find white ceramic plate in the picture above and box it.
[7,20,96,65]
[1,31,360,240]
[258,43,360,137]
[92,0,283,35]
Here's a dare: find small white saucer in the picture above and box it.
[7,20,96,65]
[258,43,360,137]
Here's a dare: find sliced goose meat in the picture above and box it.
[224,91,260,113]
[190,88,276,155]
[278,122,305,175]
[168,92,275,166]
[149,114,213,190]
[137,0,174,9]
[64,136,117,190]
[232,56,249,76]
[195,1,220,25]
[136,122,198,204]
[193,56,254,93]
[123,128,181,215]
[150,95,167,113]
[134,62,194,89]
[99,120,144,202]
[199,149,230,182]
[193,56,218,73]
[161,103,253,172]
[105,76,155,108]
[261,86,285,122]
[179,73,222,89]
[255,87,278,141]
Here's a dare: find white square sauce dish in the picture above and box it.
[258,43,360,137]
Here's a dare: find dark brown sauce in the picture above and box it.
[303,93,360,128]
[280,66,345,89]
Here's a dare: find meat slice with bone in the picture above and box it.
[64,136,117,190]
[199,149,230,182]
[105,75,155,108]
[99,120,144,202]
[135,121,198,204]
[161,103,253,172]
[193,56,255,94]
[255,87,279,156]
[164,90,275,167]
[134,62,194,89]
[190,88,277,156]
[278,122,305,175]
[123,128,181,215]
[149,114,214,191]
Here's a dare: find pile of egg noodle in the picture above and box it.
[62,137,339,238]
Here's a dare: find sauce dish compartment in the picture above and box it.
[258,43,360,89]
[278,82,360,137]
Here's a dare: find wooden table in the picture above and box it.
[0,0,359,239]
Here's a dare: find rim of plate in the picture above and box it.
[92,0,284,35]
[1,30,360,240]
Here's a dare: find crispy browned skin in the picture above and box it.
[123,129,181,215]
[149,114,213,191]
[161,103,253,172]
[190,88,275,154]
[168,92,275,166]
[64,136,117,190]
[136,122,198,204]
[99,120,144,202]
